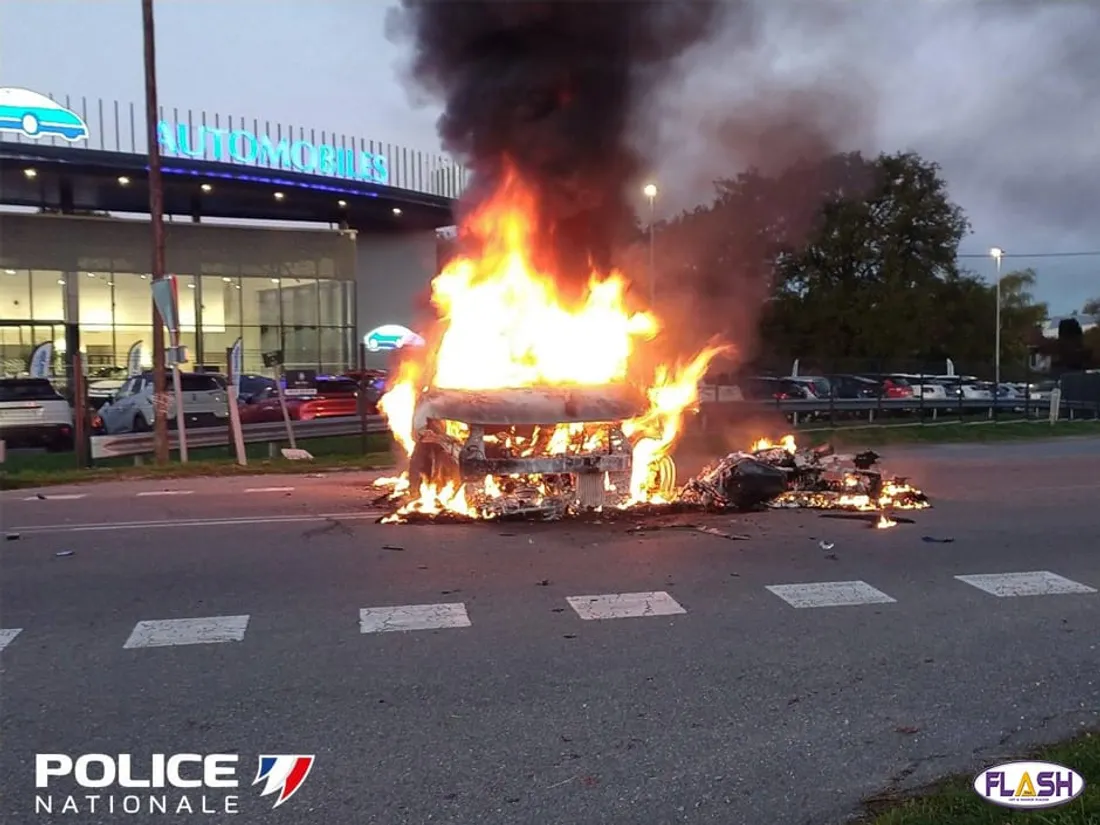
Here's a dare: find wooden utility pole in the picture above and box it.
[142,0,169,464]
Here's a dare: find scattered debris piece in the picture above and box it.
[54,550,74,557]
[36,493,46,500]
[382,544,404,551]
[694,526,750,541]
[819,540,835,551]
[921,536,955,543]
[536,579,550,587]
[895,725,921,735]
[5,533,20,541]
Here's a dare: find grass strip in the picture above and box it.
[857,729,1098,824]
[1,434,396,490]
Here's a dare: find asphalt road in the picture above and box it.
[1,438,1098,825]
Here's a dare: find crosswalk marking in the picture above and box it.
[135,490,194,497]
[359,603,471,633]
[0,628,23,653]
[243,486,295,493]
[22,493,86,501]
[766,580,897,609]
[566,591,686,620]
[955,571,1097,598]
[123,615,250,649]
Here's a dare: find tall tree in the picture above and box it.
[1056,317,1086,372]
[997,268,1048,367]
[1083,296,1100,317]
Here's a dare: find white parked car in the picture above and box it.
[97,371,229,434]
[0,378,74,451]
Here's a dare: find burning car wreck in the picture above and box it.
[374,383,682,522]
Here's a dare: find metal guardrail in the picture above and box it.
[87,395,1099,460]
[90,415,388,459]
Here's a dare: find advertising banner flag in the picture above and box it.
[28,341,53,378]
[230,337,243,395]
[126,340,143,376]
[151,275,180,346]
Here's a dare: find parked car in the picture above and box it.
[884,374,948,401]
[860,374,915,399]
[0,377,73,450]
[783,376,831,399]
[237,376,361,424]
[826,374,880,399]
[86,366,131,410]
[95,371,229,434]
[932,378,992,400]
[741,377,813,401]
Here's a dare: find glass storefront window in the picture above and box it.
[199,275,242,372]
[2,269,31,321]
[30,270,66,320]
[240,276,281,327]
[79,271,115,367]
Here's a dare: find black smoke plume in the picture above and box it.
[387,0,727,297]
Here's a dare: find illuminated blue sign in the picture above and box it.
[156,122,389,185]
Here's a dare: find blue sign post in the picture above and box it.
[157,122,389,185]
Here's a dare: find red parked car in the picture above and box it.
[237,376,361,424]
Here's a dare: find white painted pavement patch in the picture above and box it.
[0,628,23,653]
[766,580,897,609]
[123,615,250,649]
[566,591,686,620]
[135,490,194,497]
[22,493,86,501]
[955,571,1097,598]
[359,603,471,633]
[244,486,295,493]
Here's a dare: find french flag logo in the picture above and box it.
[253,755,315,809]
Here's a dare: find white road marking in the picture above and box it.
[359,603,471,633]
[123,615,250,649]
[766,580,897,609]
[566,591,686,621]
[135,490,194,497]
[243,486,295,493]
[955,571,1097,598]
[0,628,23,653]
[9,512,381,534]
[21,493,86,501]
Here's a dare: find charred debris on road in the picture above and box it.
[373,436,929,526]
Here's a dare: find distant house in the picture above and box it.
[1041,313,1098,339]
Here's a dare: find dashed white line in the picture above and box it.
[0,628,23,653]
[766,581,897,609]
[135,490,195,497]
[243,486,295,493]
[566,591,686,620]
[123,615,250,649]
[359,603,471,633]
[9,512,379,534]
[21,493,86,501]
[955,571,1097,598]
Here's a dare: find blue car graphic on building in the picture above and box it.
[364,324,425,352]
[0,87,88,142]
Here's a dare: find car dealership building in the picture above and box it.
[0,88,465,378]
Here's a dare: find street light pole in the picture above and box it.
[991,247,1004,391]
[643,183,657,305]
[142,0,169,464]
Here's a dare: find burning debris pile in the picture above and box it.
[373,433,929,525]
[678,436,929,525]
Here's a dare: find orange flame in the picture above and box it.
[375,170,726,518]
